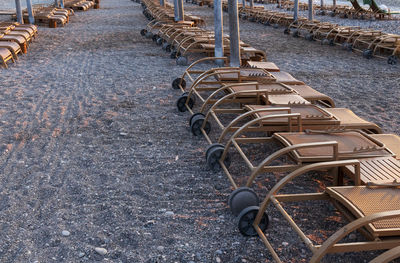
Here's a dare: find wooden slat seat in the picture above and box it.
[0,47,14,68]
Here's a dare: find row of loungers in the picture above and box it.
[139,0,267,66]
[134,0,400,260]
[0,22,37,68]
[21,7,73,28]
[132,1,400,260]
[64,0,99,11]
[171,55,400,261]
[186,0,400,64]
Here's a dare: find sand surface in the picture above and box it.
[0,0,399,262]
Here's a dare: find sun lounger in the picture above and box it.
[0,47,14,68]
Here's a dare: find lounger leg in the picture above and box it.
[3,59,8,69]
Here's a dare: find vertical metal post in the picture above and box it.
[242,0,245,9]
[60,0,64,8]
[293,0,299,22]
[160,0,165,7]
[55,0,59,7]
[320,0,324,9]
[177,0,184,21]
[332,0,336,9]
[228,0,241,67]
[26,0,34,24]
[308,0,313,20]
[15,0,23,24]
[214,0,224,66]
[250,0,254,8]
[174,0,179,21]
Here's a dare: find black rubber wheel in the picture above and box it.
[206,144,231,171]
[237,206,269,236]
[292,30,299,38]
[190,114,211,136]
[152,34,159,42]
[162,42,169,50]
[272,23,279,29]
[145,31,153,39]
[305,33,313,41]
[228,187,259,216]
[264,21,271,26]
[189,112,204,126]
[172,77,186,89]
[156,37,163,46]
[176,92,194,112]
[166,44,172,53]
[388,55,397,65]
[283,28,290,35]
[170,51,177,59]
[362,49,373,59]
[140,29,147,36]
[176,56,188,66]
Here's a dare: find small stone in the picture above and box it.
[78,252,85,258]
[61,230,70,237]
[216,250,223,255]
[282,242,289,246]
[165,211,174,216]
[94,247,107,256]
[120,132,128,136]
[216,257,221,263]
[157,246,164,252]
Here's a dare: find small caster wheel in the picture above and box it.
[264,21,271,26]
[343,13,348,18]
[172,77,186,89]
[342,42,352,51]
[152,34,159,42]
[176,92,194,112]
[189,112,204,126]
[320,10,326,15]
[176,56,188,66]
[162,42,169,50]
[237,206,269,236]
[321,38,330,45]
[140,29,147,36]
[292,29,299,38]
[250,17,256,22]
[305,33,313,41]
[156,37,163,46]
[328,39,334,46]
[228,187,259,216]
[205,143,231,171]
[283,28,290,35]
[170,51,177,59]
[360,14,365,20]
[362,49,373,59]
[272,23,279,29]
[166,44,172,53]
[388,55,397,65]
[145,32,153,39]
[190,113,211,136]
[329,11,336,17]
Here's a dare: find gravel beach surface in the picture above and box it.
[0,0,399,262]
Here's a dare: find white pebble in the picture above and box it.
[165,211,174,216]
[216,257,221,263]
[94,247,107,256]
[282,242,289,246]
[61,230,70,237]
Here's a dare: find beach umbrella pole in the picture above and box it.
[160,0,165,7]
[26,0,34,24]
[60,0,64,8]
[177,0,184,20]
[308,0,313,20]
[293,0,299,22]
[214,0,224,66]
[228,0,241,67]
[15,0,23,24]
[173,0,179,21]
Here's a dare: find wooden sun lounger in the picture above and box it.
[0,33,27,54]
[251,161,400,262]
[0,47,15,68]
[0,41,22,60]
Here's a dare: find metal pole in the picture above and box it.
[250,0,254,8]
[26,0,34,24]
[15,0,23,24]
[308,0,313,20]
[177,0,184,21]
[60,0,64,8]
[242,0,245,9]
[320,0,324,9]
[332,0,336,9]
[55,0,59,7]
[214,0,224,66]
[228,0,241,67]
[160,0,165,6]
[293,0,299,22]
[174,0,179,21]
